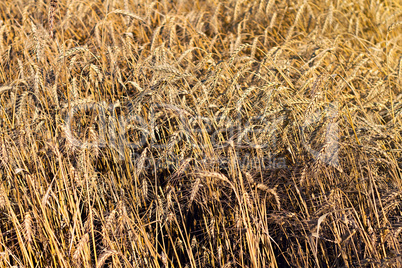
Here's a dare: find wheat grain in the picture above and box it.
[0,185,6,210]
[136,148,148,176]
[48,0,57,38]
[58,46,89,62]
[387,21,402,34]
[269,12,277,29]
[142,179,149,203]
[322,4,334,34]
[286,2,306,41]
[169,158,192,181]
[96,249,118,268]
[257,184,281,210]
[73,233,89,260]
[0,137,8,168]
[108,9,145,23]
[23,212,34,244]
[188,177,201,209]
[194,171,230,184]
[233,0,243,22]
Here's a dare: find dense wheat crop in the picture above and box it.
[0,0,401,267]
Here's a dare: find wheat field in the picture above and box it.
[0,0,401,267]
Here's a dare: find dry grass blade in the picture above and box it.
[0,185,6,210]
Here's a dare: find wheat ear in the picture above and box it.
[48,0,58,38]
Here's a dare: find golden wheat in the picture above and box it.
[0,0,401,267]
